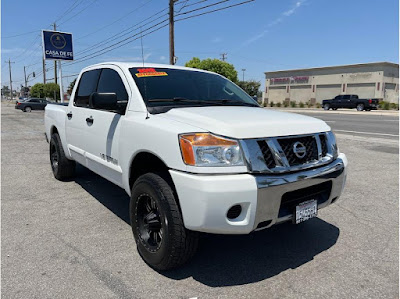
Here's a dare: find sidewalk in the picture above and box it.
[265,107,399,116]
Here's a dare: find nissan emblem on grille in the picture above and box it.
[293,141,306,158]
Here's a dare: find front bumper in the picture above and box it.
[170,153,347,234]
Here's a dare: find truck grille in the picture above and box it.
[257,141,276,169]
[278,136,318,166]
[240,132,336,173]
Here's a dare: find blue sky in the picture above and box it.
[1,0,399,91]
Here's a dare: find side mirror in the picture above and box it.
[89,92,127,113]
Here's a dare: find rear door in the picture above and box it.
[65,69,101,165]
[83,67,130,187]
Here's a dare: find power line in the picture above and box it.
[75,0,156,41]
[74,10,168,57]
[176,0,232,17]
[58,0,100,26]
[2,30,40,39]
[175,0,254,22]
[53,0,84,23]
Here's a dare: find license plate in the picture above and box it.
[295,200,317,224]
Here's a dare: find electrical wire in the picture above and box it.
[75,0,156,41]
[58,0,100,26]
[176,0,254,22]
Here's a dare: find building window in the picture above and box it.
[377,82,380,90]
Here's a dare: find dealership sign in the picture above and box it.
[42,30,73,60]
[271,76,309,84]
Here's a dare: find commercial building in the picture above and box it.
[263,62,399,105]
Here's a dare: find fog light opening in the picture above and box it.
[227,205,242,220]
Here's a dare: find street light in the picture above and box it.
[241,68,246,82]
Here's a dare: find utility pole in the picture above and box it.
[220,53,227,61]
[241,68,246,81]
[5,59,15,100]
[42,59,47,84]
[53,23,58,84]
[24,66,28,88]
[169,0,176,65]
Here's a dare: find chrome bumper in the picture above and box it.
[253,153,347,230]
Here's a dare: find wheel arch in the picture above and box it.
[128,151,183,213]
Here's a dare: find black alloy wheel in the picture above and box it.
[136,193,163,251]
[50,142,59,173]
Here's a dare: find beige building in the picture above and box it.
[263,62,399,105]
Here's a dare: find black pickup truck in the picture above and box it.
[322,95,379,111]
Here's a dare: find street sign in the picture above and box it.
[42,30,73,61]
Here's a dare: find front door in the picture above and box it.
[83,67,130,187]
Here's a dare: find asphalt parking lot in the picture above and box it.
[2,102,399,299]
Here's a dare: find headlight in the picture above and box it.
[179,133,244,166]
[327,131,339,159]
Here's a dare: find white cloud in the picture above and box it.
[242,0,306,46]
[212,37,222,43]
[283,1,303,16]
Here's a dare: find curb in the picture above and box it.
[265,107,399,116]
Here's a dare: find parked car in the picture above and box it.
[322,94,379,111]
[45,63,348,270]
[15,98,49,112]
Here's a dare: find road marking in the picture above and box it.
[334,129,399,137]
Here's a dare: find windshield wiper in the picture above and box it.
[148,97,259,107]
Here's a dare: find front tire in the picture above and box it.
[323,103,330,110]
[24,106,32,112]
[356,103,364,111]
[130,173,199,270]
[50,133,75,180]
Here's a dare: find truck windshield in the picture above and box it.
[129,67,259,111]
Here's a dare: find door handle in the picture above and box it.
[67,112,73,119]
[86,116,94,124]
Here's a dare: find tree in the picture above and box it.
[237,80,261,97]
[185,57,238,83]
[67,78,77,95]
[1,86,10,97]
[30,83,45,98]
[44,83,60,101]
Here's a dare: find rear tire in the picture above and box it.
[323,104,330,110]
[50,133,75,180]
[356,103,364,111]
[24,106,32,112]
[130,173,199,270]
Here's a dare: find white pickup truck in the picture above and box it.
[45,63,348,270]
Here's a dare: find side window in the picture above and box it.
[96,68,128,104]
[74,69,101,107]
[30,99,40,103]
[343,95,350,100]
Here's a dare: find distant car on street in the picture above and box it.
[322,94,379,111]
[15,98,49,112]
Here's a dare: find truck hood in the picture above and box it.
[160,106,330,139]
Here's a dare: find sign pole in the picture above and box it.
[58,60,64,103]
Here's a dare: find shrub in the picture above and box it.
[390,102,399,110]
[380,101,390,110]
[316,103,321,108]
[290,101,296,108]
[276,102,282,107]
[306,101,313,108]
[270,101,274,107]
[299,102,305,108]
